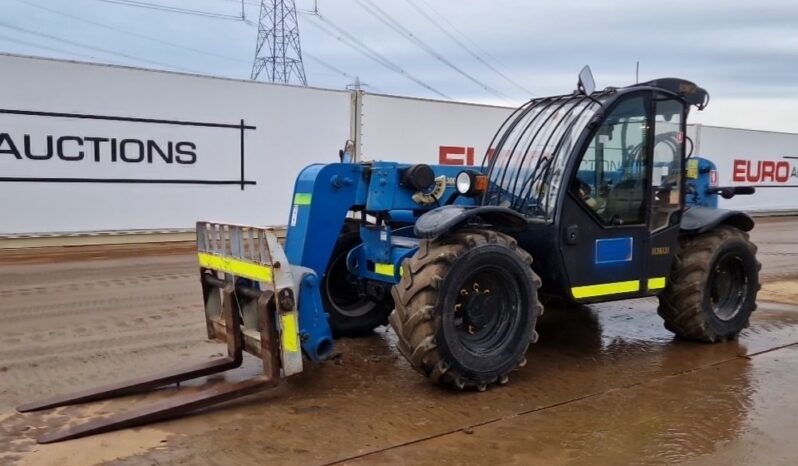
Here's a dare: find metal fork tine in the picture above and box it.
[37,376,277,444]
[16,357,241,412]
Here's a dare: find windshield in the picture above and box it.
[481,94,602,220]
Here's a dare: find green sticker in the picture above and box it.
[293,193,312,206]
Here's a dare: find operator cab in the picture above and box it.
[482,69,709,302]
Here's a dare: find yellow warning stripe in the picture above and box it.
[571,280,640,299]
[293,192,312,206]
[198,252,273,283]
[280,313,299,353]
[687,159,699,179]
[374,262,395,277]
[647,276,667,291]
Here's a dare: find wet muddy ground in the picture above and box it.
[1,217,797,465]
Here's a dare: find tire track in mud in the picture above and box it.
[0,258,196,291]
[2,289,197,321]
[0,255,216,411]
[0,328,222,410]
[0,320,206,363]
[0,271,194,296]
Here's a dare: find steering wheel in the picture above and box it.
[571,177,598,209]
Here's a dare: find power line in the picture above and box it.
[54,0,450,97]
[304,12,450,99]
[14,0,249,65]
[355,0,510,101]
[302,50,372,88]
[302,19,389,75]
[96,0,245,21]
[0,20,197,73]
[411,0,533,96]
[303,51,382,92]
[216,0,261,7]
[305,15,443,97]
[10,0,376,91]
[0,33,108,63]
[303,51,354,80]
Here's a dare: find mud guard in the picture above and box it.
[414,205,527,240]
[680,207,754,235]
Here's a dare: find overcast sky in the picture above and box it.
[2,0,797,132]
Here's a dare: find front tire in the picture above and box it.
[321,225,393,338]
[657,226,760,342]
[389,230,542,390]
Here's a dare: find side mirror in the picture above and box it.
[708,186,756,199]
[577,65,596,95]
[340,139,355,163]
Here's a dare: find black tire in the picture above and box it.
[658,225,761,342]
[321,223,394,338]
[389,229,542,390]
[539,294,580,310]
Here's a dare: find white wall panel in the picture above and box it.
[1,54,795,235]
[359,93,512,166]
[0,54,350,234]
[692,124,798,212]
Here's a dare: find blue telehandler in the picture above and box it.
[20,67,759,442]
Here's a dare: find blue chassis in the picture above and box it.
[281,157,720,361]
[283,162,471,361]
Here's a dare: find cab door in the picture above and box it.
[645,95,687,292]
[558,94,653,302]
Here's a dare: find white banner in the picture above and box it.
[359,93,512,167]
[1,54,795,235]
[694,125,798,212]
[0,111,250,183]
[0,54,351,234]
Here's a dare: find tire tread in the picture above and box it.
[390,229,541,389]
[657,225,761,342]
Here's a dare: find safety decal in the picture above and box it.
[197,252,273,283]
[280,313,299,353]
[571,280,640,299]
[647,277,666,290]
[293,192,312,206]
[374,263,395,277]
[687,159,699,179]
[595,237,633,264]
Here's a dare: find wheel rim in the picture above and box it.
[709,251,749,321]
[451,265,522,354]
[325,249,376,318]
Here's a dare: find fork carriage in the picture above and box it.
[18,222,329,443]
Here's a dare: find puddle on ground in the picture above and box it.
[759,279,798,305]
[3,300,797,465]
[357,345,798,466]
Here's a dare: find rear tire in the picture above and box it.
[322,222,393,338]
[657,226,760,342]
[389,230,542,390]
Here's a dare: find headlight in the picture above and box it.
[455,170,488,196]
[456,171,472,194]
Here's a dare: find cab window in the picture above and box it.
[650,97,685,230]
[572,96,649,225]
